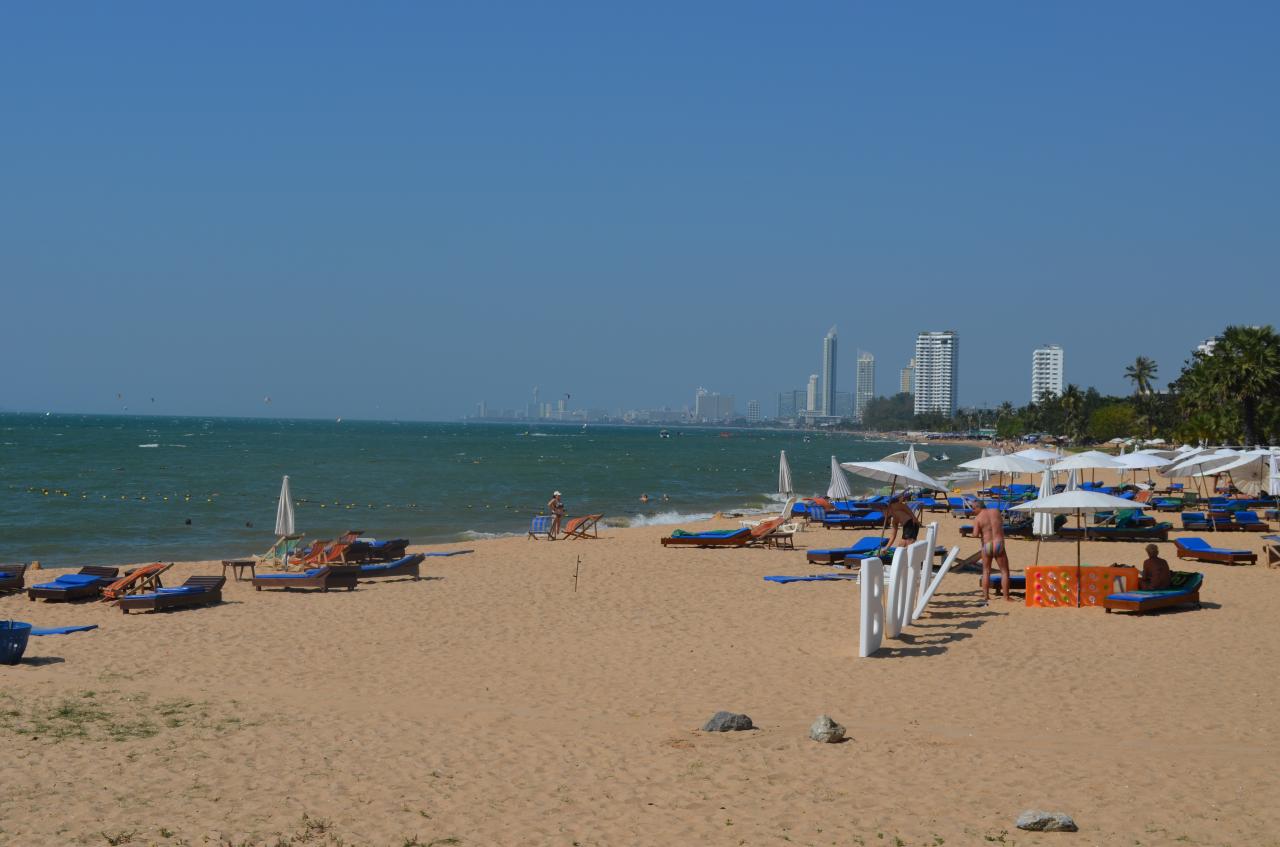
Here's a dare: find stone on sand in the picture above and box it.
[701,711,753,732]
[808,714,845,743]
[1016,810,1078,832]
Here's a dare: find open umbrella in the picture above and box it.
[1113,452,1168,487]
[1191,449,1274,495]
[1051,450,1124,487]
[1013,447,1060,462]
[778,450,794,498]
[275,475,296,537]
[882,446,932,466]
[827,456,854,501]
[841,460,947,540]
[1014,490,1152,606]
[960,453,1046,498]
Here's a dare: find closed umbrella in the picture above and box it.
[1269,453,1280,498]
[827,456,854,501]
[1014,490,1152,606]
[275,475,296,537]
[778,450,794,498]
[1032,469,1056,543]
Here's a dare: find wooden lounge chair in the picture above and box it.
[1264,535,1280,568]
[806,536,887,565]
[252,565,360,592]
[1231,511,1269,532]
[27,566,121,602]
[356,553,425,581]
[1174,537,1257,566]
[289,540,330,566]
[661,518,785,548]
[528,516,554,540]
[1104,571,1203,615]
[101,562,173,601]
[1058,524,1171,542]
[119,575,225,614]
[255,534,305,567]
[0,563,29,593]
[561,514,604,540]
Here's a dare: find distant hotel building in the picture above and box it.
[746,400,761,423]
[694,387,735,422]
[820,326,838,417]
[913,331,958,417]
[899,357,915,395]
[855,351,875,423]
[806,374,819,415]
[1031,344,1064,402]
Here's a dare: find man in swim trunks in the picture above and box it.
[885,494,921,549]
[972,500,1012,603]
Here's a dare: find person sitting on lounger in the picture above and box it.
[885,494,920,550]
[972,500,1012,604]
[1140,543,1172,591]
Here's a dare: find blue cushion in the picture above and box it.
[1179,537,1248,555]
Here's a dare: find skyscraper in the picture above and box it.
[821,326,837,417]
[806,374,819,415]
[855,351,875,423]
[899,358,915,395]
[1031,344,1064,402]
[913,331,958,417]
[746,400,761,423]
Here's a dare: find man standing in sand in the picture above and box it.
[548,491,566,539]
[885,494,921,549]
[972,500,1012,603]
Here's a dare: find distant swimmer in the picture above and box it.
[639,493,650,504]
[662,493,670,502]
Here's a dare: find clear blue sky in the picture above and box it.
[3,2,1277,419]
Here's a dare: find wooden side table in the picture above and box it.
[221,559,257,581]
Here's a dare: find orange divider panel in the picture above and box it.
[1027,565,1139,608]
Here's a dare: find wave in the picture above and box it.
[138,443,159,448]
[457,529,518,541]
[605,510,717,528]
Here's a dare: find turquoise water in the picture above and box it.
[0,413,981,566]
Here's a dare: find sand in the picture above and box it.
[4,486,1280,846]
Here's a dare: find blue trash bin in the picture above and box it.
[0,620,33,665]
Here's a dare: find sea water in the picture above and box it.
[0,413,981,565]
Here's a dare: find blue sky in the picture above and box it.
[3,2,1277,419]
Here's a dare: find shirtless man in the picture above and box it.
[1140,543,1172,590]
[972,500,1012,603]
[885,494,921,549]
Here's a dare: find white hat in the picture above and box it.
[553,491,561,496]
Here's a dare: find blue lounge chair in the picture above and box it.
[984,573,1027,592]
[948,497,974,518]
[1104,571,1203,615]
[119,576,225,614]
[1180,512,1211,531]
[1232,511,1268,531]
[1174,537,1256,566]
[357,553,426,580]
[0,563,28,593]
[808,505,859,529]
[27,567,120,602]
[660,527,753,547]
[251,565,360,591]
[528,516,554,540]
[806,536,887,565]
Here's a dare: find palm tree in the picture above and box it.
[1204,326,1280,445]
[1059,384,1085,443]
[1124,356,1158,396]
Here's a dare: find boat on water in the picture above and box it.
[940,452,950,460]
[658,429,671,439]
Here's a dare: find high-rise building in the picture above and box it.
[746,400,761,423]
[806,374,819,414]
[694,387,734,422]
[1031,344,1064,402]
[855,351,875,423]
[899,358,915,395]
[913,331,959,417]
[834,391,853,418]
[821,326,838,416]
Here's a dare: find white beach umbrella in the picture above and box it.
[1050,451,1124,472]
[1014,490,1152,604]
[1032,468,1056,541]
[842,459,948,539]
[882,446,931,466]
[1114,451,1169,486]
[827,455,854,501]
[274,475,296,537]
[777,450,794,498]
[1013,447,1060,462]
[960,454,1047,475]
[1192,449,1275,493]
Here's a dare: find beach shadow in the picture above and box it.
[21,656,66,666]
[869,629,977,658]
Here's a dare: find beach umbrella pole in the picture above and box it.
[1076,509,1082,608]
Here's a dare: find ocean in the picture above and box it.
[0,413,981,566]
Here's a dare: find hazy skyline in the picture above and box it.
[4,3,1277,421]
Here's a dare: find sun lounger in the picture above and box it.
[984,573,1027,592]
[1180,512,1212,531]
[661,518,785,548]
[1174,537,1257,566]
[1264,535,1280,568]
[947,497,974,518]
[101,562,173,601]
[528,516,554,540]
[26,566,121,602]
[1058,524,1171,542]
[1231,511,1269,531]
[119,575,226,614]
[255,534,305,567]
[561,514,604,540]
[361,538,410,561]
[0,563,29,593]
[806,536,887,565]
[252,565,360,591]
[1104,571,1203,615]
[357,553,425,581]
[289,540,331,565]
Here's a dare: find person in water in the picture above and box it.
[639,493,650,504]
[972,500,1012,603]
[548,491,566,538]
[1140,543,1172,590]
[885,493,920,549]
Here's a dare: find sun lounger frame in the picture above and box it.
[27,566,121,602]
[357,554,425,581]
[0,562,29,593]
[252,565,360,592]
[119,576,226,614]
[1174,538,1256,566]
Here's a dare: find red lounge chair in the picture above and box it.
[561,514,604,540]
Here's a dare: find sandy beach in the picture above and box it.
[4,481,1280,846]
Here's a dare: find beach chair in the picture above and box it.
[1180,512,1211,531]
[1104,571,1203,616]
[101,562,172,601]
[0,563,29,593]
[119,575,225,615]
[357,553,426,581]
[255,534,305,567]
[806,536,887,565]
[361,538,409,562]
[528,516,554,540]
[26,566,121,602]
[1173,537,1257,566]
[1231,511,1269,531]
[252,565,360,592]
[661,518,784,548]
[947,497,974,518]
[1264,535,1280,568]
[983,573,1027,594]
[1058,523,1170,542]
[561,514,604,540]
[289,540,331,566]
